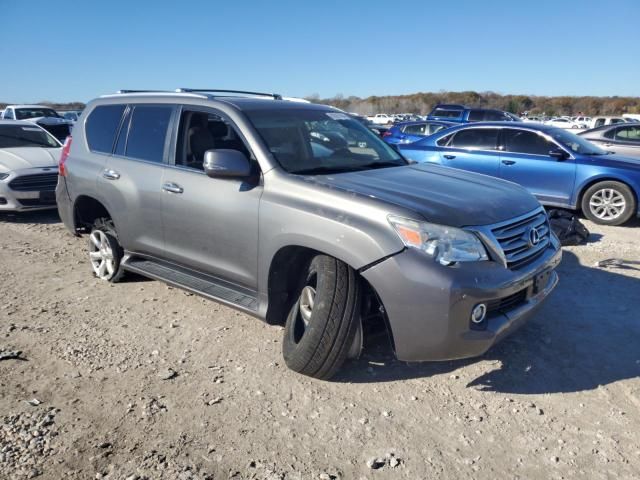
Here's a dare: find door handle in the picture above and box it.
[443,154,456,160]
[162,182,184,194]
[102,169,120,180]
[603,143,613,147]
[501,160,516,166]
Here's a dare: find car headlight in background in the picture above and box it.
[0,173,10,180]
[388,215,488,265]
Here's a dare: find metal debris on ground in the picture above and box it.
[0,349,24,361]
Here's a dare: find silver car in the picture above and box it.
[56,89,561,379]
[0,120,62,211]
[579,123,640,159]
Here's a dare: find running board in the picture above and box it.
[123,257,258,311]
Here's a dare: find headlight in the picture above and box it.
[388,215,488,265]
[0,172,9,180]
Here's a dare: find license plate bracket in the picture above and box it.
[39,190,56,204]
[533,270,551,294]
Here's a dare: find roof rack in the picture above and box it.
[175,88,283,100]
[116,90,174,94]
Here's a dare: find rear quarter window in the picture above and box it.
[86,105,126,154]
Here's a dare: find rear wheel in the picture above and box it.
[581,181,636,226]
[282,254,361,380]
[88,218,125,282]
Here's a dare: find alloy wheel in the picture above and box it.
[89,230,116,280]
[589,188,626,221]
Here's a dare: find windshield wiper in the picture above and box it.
[290,166,359,175]
[291,161,406,175]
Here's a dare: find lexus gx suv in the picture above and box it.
[56,89,562,379]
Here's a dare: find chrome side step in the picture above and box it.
[123,257,258,312]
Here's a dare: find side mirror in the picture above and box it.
[203,149,251,178]
[549,149,569,161]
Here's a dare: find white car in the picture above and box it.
[544,117,585,129]
[367,113,394,125]
[0,120,62,212]
[1,105,72,142]
[589,116,628,129]
[573,116,592,127]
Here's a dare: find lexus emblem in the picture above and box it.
[528,226,541,246]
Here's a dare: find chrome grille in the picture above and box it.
[490,209,550,269]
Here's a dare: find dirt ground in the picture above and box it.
[1,210,639,480]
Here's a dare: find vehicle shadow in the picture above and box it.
[335,250,640,394]
[0,209,61,224]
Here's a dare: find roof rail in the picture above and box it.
[176,88,283,100]
[116,89,177,94]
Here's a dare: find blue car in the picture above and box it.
[383,120,455,145]
[399,122,640,226]
[427,104,521,124]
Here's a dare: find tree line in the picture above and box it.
[308,91,640,117]
[3,91,640,117]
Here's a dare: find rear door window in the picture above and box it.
[484,110,509,121]
[503,129,555,156]
[124,105,173,163]
[468,110,484,122]
[450,128,499,150]
[86,105,127,154]
[432,108,462,120]
[403,123,427,135]
[614,126,640,141]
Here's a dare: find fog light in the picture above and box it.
[471,303,487,324]
[0,197,7,205]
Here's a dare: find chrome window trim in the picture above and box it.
[434,125,575,159]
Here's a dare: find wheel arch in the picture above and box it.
[576,176,638,212]
[72,195,115,233]
[264,244,396,355]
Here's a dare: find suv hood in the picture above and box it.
[0,147,61,172]
[311,163,541,227]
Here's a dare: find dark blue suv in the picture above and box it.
[428,104,520,124]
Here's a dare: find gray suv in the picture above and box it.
[56,89,562,379]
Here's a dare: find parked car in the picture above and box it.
[589,116,627,129]
[1,105,72,142]
[544,117,585,129]
[573,116,592,128]
[427,104,519,123]
[578,123,640,159]
[383,120,455,144]
[56,89,561,379]
[622,114,640,122]
[399,122,640,226]
[60,110,83,123]
[349,114,390,138]
[367,113,394,125]
[0,120,62,211]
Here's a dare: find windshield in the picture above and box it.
[245,109,406,174]
[0,124,60,148]
[548,128,607,155]
[15,108,61,120]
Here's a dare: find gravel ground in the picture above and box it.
[1,210,639,479]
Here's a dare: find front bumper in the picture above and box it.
[0,168,59,212]
[361,238,562,362]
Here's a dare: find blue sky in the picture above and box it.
[1,0,639,103]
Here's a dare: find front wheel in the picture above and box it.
[282,255,361,380]
[581,181,636,226]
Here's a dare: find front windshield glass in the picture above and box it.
[548,128,607,155]
[245,109,406,174]
[15,108,61,120]
[0,125,60,148]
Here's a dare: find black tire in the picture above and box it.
[88,218,125,282]
[581,181,636,226]
[282,255,360,380]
